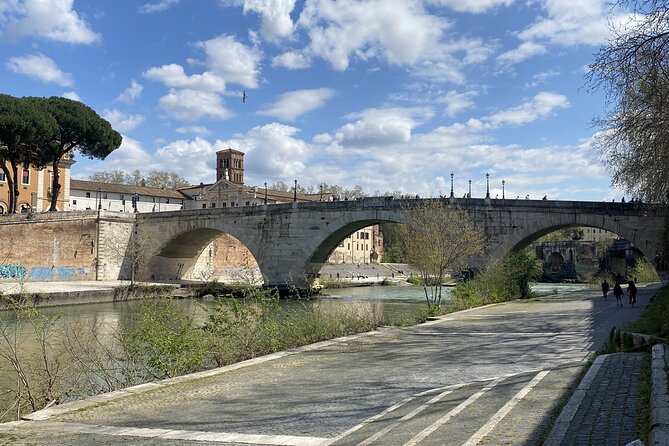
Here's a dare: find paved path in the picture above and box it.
[0,284,660,445]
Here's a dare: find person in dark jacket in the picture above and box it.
[601,280,610,300]
[627,280,637,305]
[613,282,624,307]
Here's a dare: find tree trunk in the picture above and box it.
[0,160,14,213]
[10,162,19,213]
[48,158,61,212]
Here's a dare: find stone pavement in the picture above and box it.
[0,284,664,445]
[544,352,648,445]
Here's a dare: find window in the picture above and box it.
[347,243,350,250]
[0,171,5,182]
[245,201,250,206]
[202,203,207,209]
[103,193,108,199]
[72,199,77,205]
[85,192,91,198]
[152,197,156,203]
[21,168,30,185]
[166,199,170,204]
[210,203,216,208]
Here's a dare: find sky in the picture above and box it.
[0,0,637,201]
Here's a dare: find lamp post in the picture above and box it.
[450,172,454,198]
[293,179,297,202]
[485,173,490,198]
[133,193,138,213]
[502,179,505,199]
[468,179,472,198]
[264,182,267,204]
[320,183,324,201]
[97,188,102,210]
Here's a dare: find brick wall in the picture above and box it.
[0,211,135,282]
[0,212,98,281]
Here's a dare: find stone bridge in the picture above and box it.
[138,197,668,287]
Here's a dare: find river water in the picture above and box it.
[0,282,595,421]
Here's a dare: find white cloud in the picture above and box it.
[155,137,222,182]
[438,90,477,117]
[518,0,611,47]
[139,0,181,13]
[1,0,99,44]
[297,0,448,70]
[159,88,233,121]
[426,0,514,13]
[258,88,335,121]
[102,109,145,133]
[144,64,226,92]
[222,123,311,180]
[6,53,73,86]
[176,126,212,137]
[81,136,154,177]
[241,0,297,41]
[272,51,310,69]
[62,91,80,101]
[115,79,144,103]
[497,41,547,65]
[408,37,495,84]
[485,91,569,127]
[525,69,560,88]
[197,34,262,88]
[331,107,433,149]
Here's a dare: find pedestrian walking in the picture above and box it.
[627,280,637,305]
[613,282,624,307]
[601,279,610,300]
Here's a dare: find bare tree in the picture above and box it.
[401,201,486,308]
[588,0,669,201]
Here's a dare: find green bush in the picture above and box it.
[121,299,208,379]
[626,258,660,283]
[450,249,543,309]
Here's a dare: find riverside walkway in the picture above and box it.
[0,284,663,445]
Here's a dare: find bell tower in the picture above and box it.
[216,149,245,185]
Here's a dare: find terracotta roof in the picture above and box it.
[70,179,187,199]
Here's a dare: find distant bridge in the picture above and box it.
[137,197,668,287]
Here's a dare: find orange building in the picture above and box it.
[0,156,74,214]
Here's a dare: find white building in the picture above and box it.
[69,179,185,213]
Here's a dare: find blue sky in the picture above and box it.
[0,0,635,200]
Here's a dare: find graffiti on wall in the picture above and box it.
[0,264,26,279]
[29,267,88,281]
[0,264,88,281]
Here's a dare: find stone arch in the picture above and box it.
[145,219,262,282]
[546,252,565,273]
[301,210,408,278]
[486,215,660,275]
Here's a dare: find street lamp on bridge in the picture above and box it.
[485,173,490,199]
[502,179,505,199]
[293,179,297,202]
[450,172,454,198]
[468,179,471,198]
[264,182,267,204]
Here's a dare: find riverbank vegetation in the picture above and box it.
[449,250,543,310]
[0,289,384,421]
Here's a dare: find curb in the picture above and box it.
[542,354,607,446]
[649,343,669,446]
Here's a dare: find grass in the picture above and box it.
[624,286,669,339]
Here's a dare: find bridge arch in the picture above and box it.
[143,217,263,282]
[486,215,661,274]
